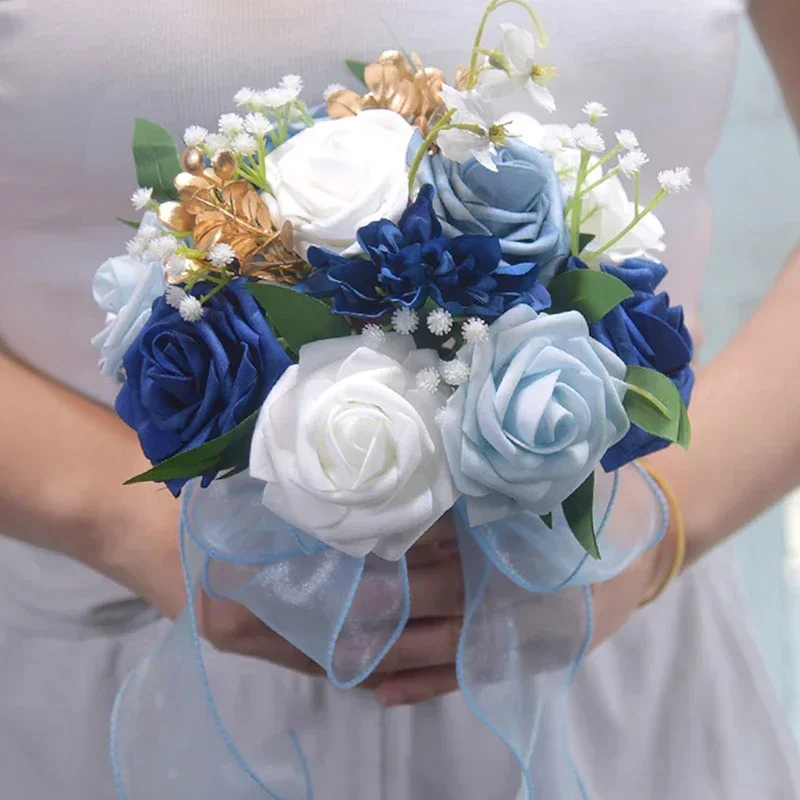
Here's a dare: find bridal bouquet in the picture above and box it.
[93,2,693,798]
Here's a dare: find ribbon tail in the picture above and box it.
[455,513,591,799]
[111,522,312,800]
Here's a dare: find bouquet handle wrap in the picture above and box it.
[111,463,667,800]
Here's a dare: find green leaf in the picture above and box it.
[244,283,351,355]
[676,398,692,450]
[563,473,600,559]
[132,118,181,202]
[540,512,553,529]
[345,59,369,87]
[622,365,682,443]
[117,217,142,230]
[124,410,258,485]
[577,232,596,254]
[547,268,633,323]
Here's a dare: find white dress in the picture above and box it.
[1,0,799,797]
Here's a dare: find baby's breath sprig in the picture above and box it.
[564,104,691,259]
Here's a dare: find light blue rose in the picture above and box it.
[441,305,629,524]
[415,138,569,282]
[91,255,165,379]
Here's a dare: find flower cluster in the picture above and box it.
[91,0,694,562]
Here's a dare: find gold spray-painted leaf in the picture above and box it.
[327,89,362,119]
[158,201,195,233]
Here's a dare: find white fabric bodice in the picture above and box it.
[0,0,744,403]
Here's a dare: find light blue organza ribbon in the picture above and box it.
[111,463,666,799]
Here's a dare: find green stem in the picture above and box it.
[580,206,600,226]
[492,0,548,45]
[293,100,315,128]
[578,167,621,199]
[184,268,210,292]
[200,272,231,304]
[237,160,270,192]
[255,136,273,194]
[592,189,666,259]
[586,144,622,176]
[407,108,456,190]
[466,1,497,89]
[569,149,591,255]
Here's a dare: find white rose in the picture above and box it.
[91,255,165,378]
[249,334,458,560]
[264,110,414,258]
[579,173,666,264]
[500,111,665,263]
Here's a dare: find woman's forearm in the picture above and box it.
[651,247,800,564]
[0,353,178,580]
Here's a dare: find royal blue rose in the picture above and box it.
[116,279,292,495]
[567,257,694,470]
[305,185,549,318]
[415,138,569,282]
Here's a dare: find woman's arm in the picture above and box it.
[0,351,186,615]
[750,0,800,131]
[651,247,800,565]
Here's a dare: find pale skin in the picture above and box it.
[1,0,800,709]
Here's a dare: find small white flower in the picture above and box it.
[178,294,204,322]
[323,83,347,101]
[618,149,649,178]
[207,242,236,267]
[243,112,272,138]
[279,74,303,98]
[130,187,153,211]
[183,126,208,147]
[438,85,498,172]
[462,317,489,344]
[233,87,258,108]
[205,133,231,156]
[433,406,448,428]
[125,238,146,257]
[125,228,159,256]
[165,255,191,280]
[146,235,179,263]
[572,124,605,153]
[165,284,187,309]
[415,366,442,393]
[615,129,639,151]
[361,323,386,350]
[391,307,420,335]
[218,113,244,135]
[231,132,257,156]
[582,101,607,120]
[259,87,296,108]
[427,308,453,336]
[477,24,556,114]
[440,358,471,386]
[658,167,692,194]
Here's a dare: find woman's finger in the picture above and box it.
[376,665,459,707]
[405,513,459,568]
[374,617,461,673]
[407,558,465,618]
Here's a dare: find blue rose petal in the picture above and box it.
[115,279,292,495]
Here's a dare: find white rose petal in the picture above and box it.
[249,335,458,560]
[264,110,414,257]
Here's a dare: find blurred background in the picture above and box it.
[707,19,800,737]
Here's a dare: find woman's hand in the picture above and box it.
[192,513,466,700]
